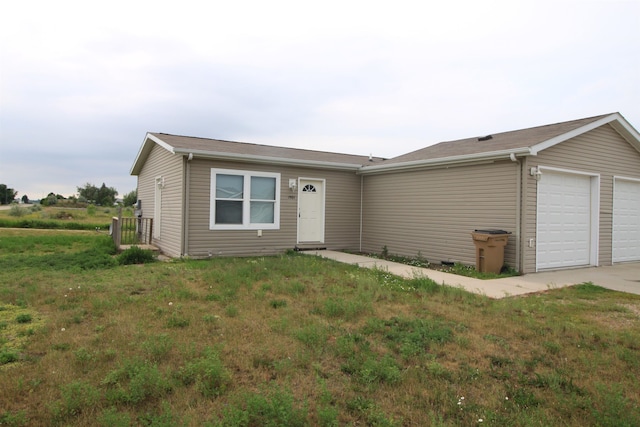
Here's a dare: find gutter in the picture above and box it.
[357,147,534,174]
[173,148,365,171]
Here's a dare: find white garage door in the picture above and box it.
[537,171,593,270]
[613,178,640,262]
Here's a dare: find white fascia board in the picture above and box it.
[529,113,621,155]
[174,148,363,171]
[146,133,177,154]
[608,113,640,152]
[129,133,177,175]
[357,147,533,175]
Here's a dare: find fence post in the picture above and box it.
[118,207,123,248]
[111,216,121,250]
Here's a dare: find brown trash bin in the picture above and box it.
[471,230,511,274]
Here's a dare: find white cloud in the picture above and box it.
[1,0,639,197]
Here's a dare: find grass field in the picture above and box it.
[1,229,639,426]
[0,205,132,230]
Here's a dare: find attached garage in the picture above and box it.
[536,169,598,271]
[613,177,640,262]
[131,112,640,273]
[360,112,640,274]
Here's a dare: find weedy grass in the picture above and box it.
[117,245,157,265]
[369,248,520,279]
[0,206,132,230]
[0,229,639,426]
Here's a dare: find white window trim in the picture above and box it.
[210,168,280,230]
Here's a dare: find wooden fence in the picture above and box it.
[111,216,153,249]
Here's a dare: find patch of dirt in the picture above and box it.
[619,303,640,317]
[585,303,640,330]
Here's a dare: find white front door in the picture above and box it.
[536,170,595,270]
[613,178,640,262]
[298,179,325,243]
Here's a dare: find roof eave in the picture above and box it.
[175,148,364,171]
[529,112,640,155]
[130,133,177,176]
[358,148,533,174]
[607,113,640,153]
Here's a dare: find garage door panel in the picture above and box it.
[613,179,640,262]
[537,171,592,270]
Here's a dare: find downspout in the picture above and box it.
[509,153,521,273]
[182,153,193,257]
[359,174,363,252]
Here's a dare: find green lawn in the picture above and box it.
[1,229,639,426]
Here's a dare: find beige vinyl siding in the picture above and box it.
[522,124,640,273]
[361,161,519,268]
[136,144,184,257]
[185,159,361,257]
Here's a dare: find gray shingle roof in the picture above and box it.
[132,113,638,176]
[379,114,611,165]
[148,132,385,166]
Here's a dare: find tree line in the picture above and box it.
[0,183,137,207]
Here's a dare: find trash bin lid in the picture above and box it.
[473,229,511,234]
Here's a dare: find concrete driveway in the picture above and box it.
[304,250,640,299]
[498,263,640,296]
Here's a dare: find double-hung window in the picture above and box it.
[210,168,280,230]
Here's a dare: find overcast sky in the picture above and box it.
[1,0,639,200]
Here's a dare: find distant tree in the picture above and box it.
[21,194,29,204]
[41,194,54,206]
[41,192,61,206]
[0,184,17,205]
[77,183,99,204]
[97,183,117,206]
[122,190,137,207]
[78,182,117,206]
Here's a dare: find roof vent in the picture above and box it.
[477,135,493,141]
